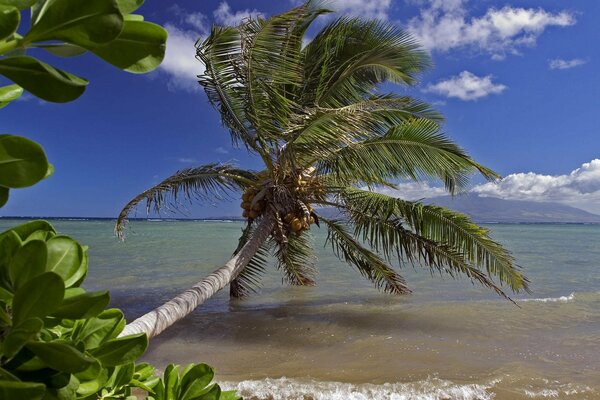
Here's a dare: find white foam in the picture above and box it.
[220,377,495,400]
[521,292,575,303]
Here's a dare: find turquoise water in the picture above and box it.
[2,219,599,399]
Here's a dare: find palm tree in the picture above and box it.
[116,1,529,338]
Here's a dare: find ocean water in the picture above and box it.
[2,219,599,399]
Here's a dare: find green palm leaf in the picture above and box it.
[315,118,499,192]
[230,222,273,298]
[321,217,411,294]
[273,231,317,286]
[302,18,430,107]
[115,164,256,239]
[336,188,530,293]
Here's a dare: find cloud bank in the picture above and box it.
[375,159,600,214]
[425,71,506,101]
[408,0,575,59]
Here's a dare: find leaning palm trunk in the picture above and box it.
[120,217,274,338]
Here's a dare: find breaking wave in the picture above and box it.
[521,292,575,303]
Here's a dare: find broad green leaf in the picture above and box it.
[46,235,86,287]
[163,364,179,400]
[0,84,23,108]
[106,362,134,390]
[0,56,88,103]
[76,309,125,349]
[33,42,87,57]
[124,14,144,21]
[9,240,47,289]
[46,374,79,400]
[12,272,64,325]
[0,5,18,41]
[191,383,221,400]
[0,134,48,188]
[220,391,243,400]
[0,0,37,9]
[2,317,43,358]
[26,340,95,373]
[0,186,7,206]
[0,220,55,241]
[181,363,214,399]
[117,0,144,14]
[89,20,166,73]
[23,229,55,242]
[90,333,147,367]
[0,381,45,400]
[52,290,110,319]
[76,365,108,396]
[0,367,19,381]
[25,0,123,47]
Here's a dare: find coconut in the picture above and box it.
[249,210,259,219]
[309,216,315,224]
[242,192,253,201]
[241,201,251,210]
[291,218,302,232]
[252,202,264,212]
[284,213,294,223]
[242,210,249,218]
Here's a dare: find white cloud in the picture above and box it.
[425,71,506,101]
[365,182,448,201]
[472,159,600,213]
[158,24,204,91]
[325,0,391,20]
[214,2,265,26]
[408,0,575,59]
[214,147,229,154]
[549,58,587,70]
[368,159,600,214]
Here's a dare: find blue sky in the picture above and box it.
[3,0,600,217]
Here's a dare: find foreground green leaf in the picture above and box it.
[90,333,148,367]
[9,239,47,289]
[46,235,86,287]
[2,317,43,359]
[12,272,64,325]
[0,0,37,9]
[0,134,48,188]
[25,0,123,47]
[117,0,144,14]
[0,84,23,109]
[52,290,110,319]
[89,20,167,73]
[0,4,18,41]
[0,56,88,102]
[26,341,95,373]
[0,381,45,400]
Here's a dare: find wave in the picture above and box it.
[520,292,575,303]
[220,377,496,400]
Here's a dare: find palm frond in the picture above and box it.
[320,217,411,294]
[273,231,317,286]
[314,118,499,192]
[240,2,329,143]
[230,222,273,298]
[197,26,259,151]
[336,188,530,293]
[302,18,430,107]
[115,164,256,239]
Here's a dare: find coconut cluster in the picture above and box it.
[282,209,315,234]
[240,189,265,219]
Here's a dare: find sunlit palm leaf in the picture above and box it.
[273,231,317,286]
[116,164,256,239]
[302,18,430,107]
[315,118,499,192]
[336,188,530,293]
[230,222,273,298]
[321,217,411,294]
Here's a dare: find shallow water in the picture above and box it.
[2,219,599,399]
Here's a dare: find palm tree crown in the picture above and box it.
[116,1,528,337]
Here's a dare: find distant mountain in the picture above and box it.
[425,193,600,223]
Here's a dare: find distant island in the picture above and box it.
[3,194,599,224]
[425,193,600,223]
